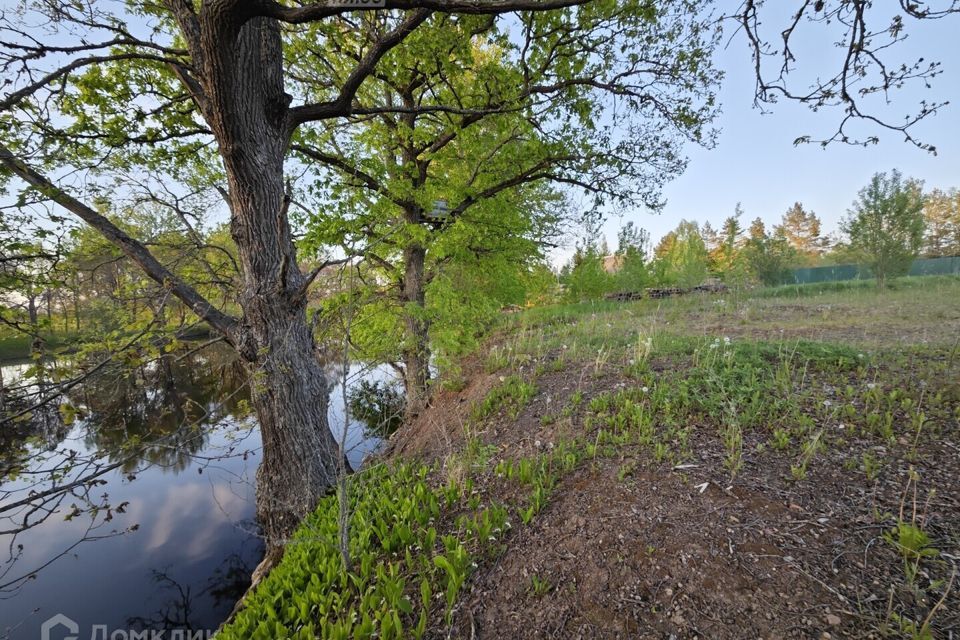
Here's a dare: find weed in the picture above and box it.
[653,441,670,463]
[883,468,938,587]
[790,430,822,481]
[484,346,510,373]
[593,347,610,376]
[473,376,537,421]
[530,575,552,597]
[862,452,882,481]
[720,414,743,480]
[771,428,791,450]
[570,389,584,407]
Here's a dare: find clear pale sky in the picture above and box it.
[561,6,960,262]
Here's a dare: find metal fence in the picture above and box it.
[787,256,960,285]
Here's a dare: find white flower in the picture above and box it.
[866,383,877,390]
[641,386,650,393]
[723,336,731,344]
[823,400,833,408]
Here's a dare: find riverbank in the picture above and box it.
[220,276,960,639]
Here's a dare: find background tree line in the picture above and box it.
[559,170,960,299]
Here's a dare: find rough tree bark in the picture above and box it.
[191,14,345,546]
[401,242,431,419]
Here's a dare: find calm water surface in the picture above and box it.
[0,346,385,639]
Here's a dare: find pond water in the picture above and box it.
[0,346,389,640]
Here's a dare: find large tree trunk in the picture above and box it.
[197,15,345,547]
[247,313,343,546]
[401,243,431,419]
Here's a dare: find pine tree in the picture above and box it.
[775,202,825,262]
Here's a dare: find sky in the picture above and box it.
[556,4,960,264]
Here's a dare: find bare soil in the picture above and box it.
[389,301,960,639]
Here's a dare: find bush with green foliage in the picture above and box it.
[652,220,710,287]
[562,249,613,301]
[742,233,797,286]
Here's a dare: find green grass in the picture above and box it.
[752,274,960,298]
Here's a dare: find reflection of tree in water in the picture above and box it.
[0,342,251,477]
[0,375,70,477]
[71,344,251,472]
[126,535,263,634]
[0,342,257,596]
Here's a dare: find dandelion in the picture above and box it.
[867,383,877,390]
[723,336,731,344]
[641,386,649,393]
[823,400,833,408]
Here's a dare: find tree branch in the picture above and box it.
[0,145,241,344]
[290,256,355,305]
[288,9,433,129]
[0,53,189,112]
[291,143,410,208]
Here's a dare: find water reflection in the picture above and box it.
[0,343,388,640]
